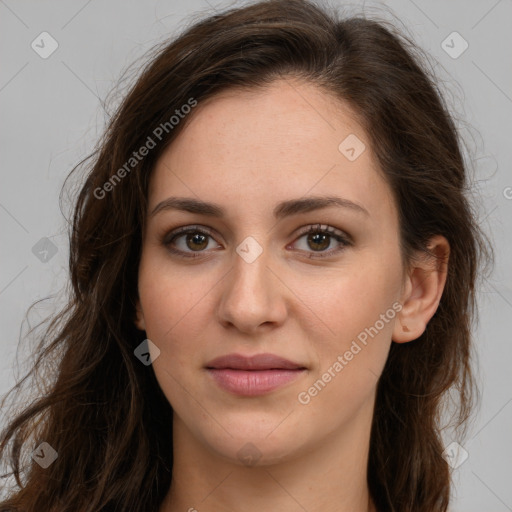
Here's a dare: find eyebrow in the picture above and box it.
[150,195,369,220]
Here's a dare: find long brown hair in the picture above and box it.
[0,1,493,510]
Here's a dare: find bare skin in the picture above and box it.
[134,78,449,512]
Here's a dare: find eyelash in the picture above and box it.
[161,224,352,260]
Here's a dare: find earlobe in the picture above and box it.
[392,235,450,344]
[134,300,146,331]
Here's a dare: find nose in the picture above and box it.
[216,242,288,334]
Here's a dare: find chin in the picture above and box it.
[200,422,309,467]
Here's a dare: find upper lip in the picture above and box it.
[205,353,306,370]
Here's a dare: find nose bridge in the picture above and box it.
[217,235,286,331]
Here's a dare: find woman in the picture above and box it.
[0,1,492,511]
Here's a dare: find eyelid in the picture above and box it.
[294,223,352,243]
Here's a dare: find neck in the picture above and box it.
[160,403,377,512]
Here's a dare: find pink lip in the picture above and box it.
[207,368,306,396]
[205,353,307,396]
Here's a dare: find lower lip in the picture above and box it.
[206,368,306,396]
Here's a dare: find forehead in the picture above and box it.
[148,79,396,224]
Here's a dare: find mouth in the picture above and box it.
[205,352,306,371]
[205,353,307,396]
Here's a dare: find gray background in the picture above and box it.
[0,1,511,510]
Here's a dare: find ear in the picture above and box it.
[392,235,450,343]
[134,299,146,331]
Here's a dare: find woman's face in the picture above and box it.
[136,79,407,465]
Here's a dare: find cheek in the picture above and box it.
[138,255,202,339]
[326,260,399,325]
[297,278,398,422]
[137,262,207,406]
[315,252,402,373]
[137,253,223,380]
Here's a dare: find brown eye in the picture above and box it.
[291,224,352,258]
[163,226,220,258]
[184,232,209,251]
